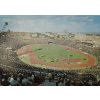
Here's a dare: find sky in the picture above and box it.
[0,15,100,33]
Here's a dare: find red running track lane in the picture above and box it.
[17,45,97,70]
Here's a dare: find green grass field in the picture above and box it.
[32,44,87,63]
[19,54,30,64]
[17,44,98,70]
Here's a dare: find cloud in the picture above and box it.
[0,15,100,33]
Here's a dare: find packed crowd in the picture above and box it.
[0,65,100,86]
[0,32,100,86]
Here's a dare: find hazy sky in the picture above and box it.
[0,15,100,33]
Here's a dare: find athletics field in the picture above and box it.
[17,44,97,70]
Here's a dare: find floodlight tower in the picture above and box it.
[2,22,8,32]
[0,22,9,43]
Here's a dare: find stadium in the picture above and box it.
[17,42,97,70]
[0,21,100,86]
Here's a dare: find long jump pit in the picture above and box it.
[17,44,97,70]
